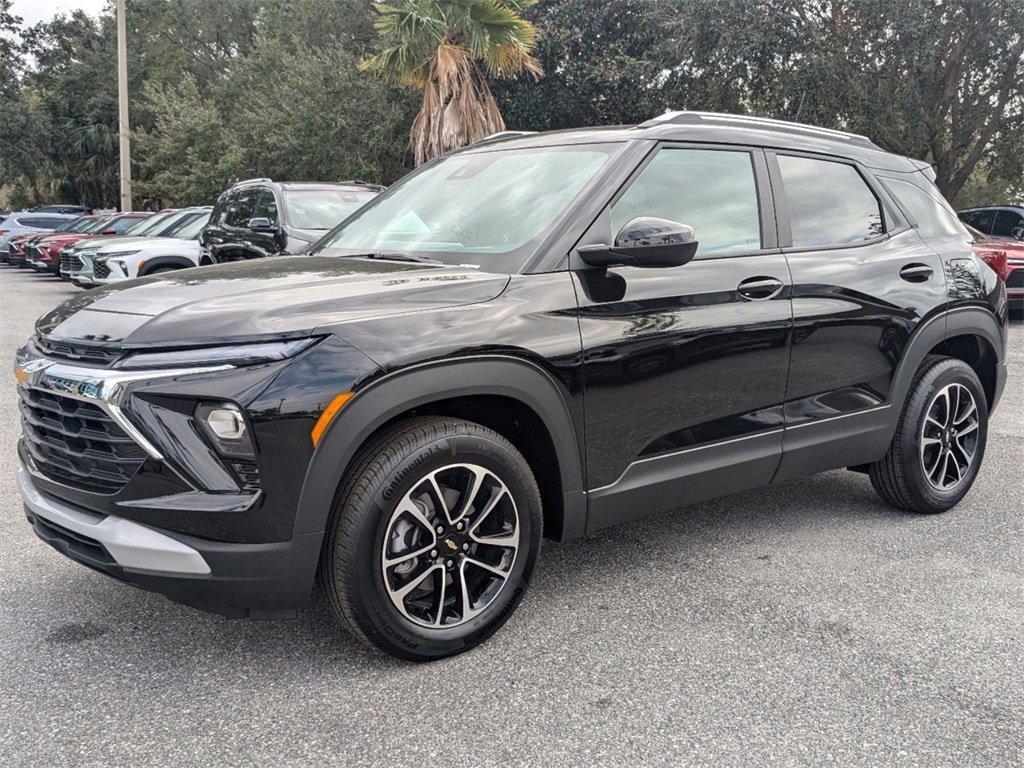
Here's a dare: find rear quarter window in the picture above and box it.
[881,177,965,239]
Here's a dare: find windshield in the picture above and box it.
[168,211,211,240]
[285,189,378,230]
[83,216,113,233]
[315,144,617,270]
[54,217,83,233]
[124,211,173,236]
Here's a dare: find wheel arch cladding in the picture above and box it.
[889,307,1005,418]
[293,356,587,548]
[139,256,196,275]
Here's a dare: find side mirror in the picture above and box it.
[248,217,275,231]
[578,217,699,268]
[102,228,117,235]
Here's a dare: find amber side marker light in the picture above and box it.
[311,391,355,446]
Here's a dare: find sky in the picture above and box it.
[11,0,106,29]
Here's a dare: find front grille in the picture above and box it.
[33,335,124,366]
[93,260,110,279]
[19,388,147,494]
[1007,269,1024,288]
[61,252,83,272]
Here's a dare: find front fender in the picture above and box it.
[293,355,587,546]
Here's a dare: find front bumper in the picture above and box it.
[21,466,321,618]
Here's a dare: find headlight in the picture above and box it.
[116,338,319,370]
[99,250,140,260]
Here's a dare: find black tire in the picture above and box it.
[869,356,988,513]
[320,416,542,661]
[142,265,179,276]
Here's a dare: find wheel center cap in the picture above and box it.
[443,537,460,554]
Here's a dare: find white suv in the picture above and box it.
[74,207,212,287]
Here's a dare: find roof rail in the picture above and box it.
[232,177,272,186]
[639,111,879,149]
[472,130,537,146]
[336,180,386,189]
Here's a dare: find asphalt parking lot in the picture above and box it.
[0,265,1021,767]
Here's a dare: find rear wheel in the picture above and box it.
[869,357,988,513]
[320,416,542,661]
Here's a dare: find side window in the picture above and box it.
[777,155,884,248]
[992,210,1024,238]
[969,209,996,234]
[610,148,762,257]
[226,189,258,228]
[252,189,279,224]
[881,178,965,239]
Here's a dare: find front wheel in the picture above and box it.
[869,357,988,513]
[320,416,542,661]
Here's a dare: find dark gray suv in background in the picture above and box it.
[199,178,383,263]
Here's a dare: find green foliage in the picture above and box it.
[132,77,244,205]
[363,0,542,164]
[493,0,671,130]
[0,0,1022,208]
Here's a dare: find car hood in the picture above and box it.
[979,238,1024,256]
[95,236,198,254]
[36,256,510,347]
[36,233,87,247]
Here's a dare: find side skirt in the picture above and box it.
[585,430,783,533]
[772,405,894,483]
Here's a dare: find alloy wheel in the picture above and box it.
[380,463,520,628]
[919,383,979,491]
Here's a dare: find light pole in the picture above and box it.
[116,0,132,211]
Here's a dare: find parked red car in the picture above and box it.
[968,224,1024,318]
[19,215,109,271]
[27,211,153,274]
[5,233,36,266]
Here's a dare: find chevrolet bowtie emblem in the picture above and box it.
[444,539,458,552]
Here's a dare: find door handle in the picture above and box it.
[737,276,784,300]
[899,263,933,283]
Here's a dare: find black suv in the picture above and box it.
[958,205,1024,241]
[199,178,382,263]
[17,113,1007,661]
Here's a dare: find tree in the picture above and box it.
[660,0,1024,205]
[131,77,243,206]
[494,0,670,130]
[362,0,543,165]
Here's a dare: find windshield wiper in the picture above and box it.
[358,251,444,265]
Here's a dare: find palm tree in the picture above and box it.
[363,0,542,166]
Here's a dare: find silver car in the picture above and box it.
[0,212,80,259]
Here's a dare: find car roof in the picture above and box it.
[462,111,926,174]
[958,205,1024,213]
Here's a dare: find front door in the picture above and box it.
[573,143,794,532]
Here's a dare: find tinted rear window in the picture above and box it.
[777,155,884,248]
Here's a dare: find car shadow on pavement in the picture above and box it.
[62,468,898,668]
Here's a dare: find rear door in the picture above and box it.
[575,143,793,531]
[992,210,1024,241]
[768,151,948,480]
